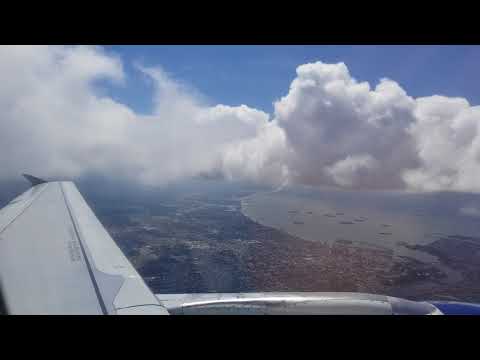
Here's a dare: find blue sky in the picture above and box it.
[102,45,480,115]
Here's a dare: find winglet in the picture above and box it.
[22,174,48,187]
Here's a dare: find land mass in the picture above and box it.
[90,187,480,302]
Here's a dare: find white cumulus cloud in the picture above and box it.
[404,96,480,192]
[0,45,285,187]
[0,47,479,193]
[272,61,419,189]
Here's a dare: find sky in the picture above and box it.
[101,45,480,114]
[1,45,480,195]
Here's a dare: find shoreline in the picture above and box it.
[239,190,464,285]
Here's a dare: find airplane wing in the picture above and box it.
[0,176,168,315]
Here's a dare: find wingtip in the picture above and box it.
[22,174,48,187]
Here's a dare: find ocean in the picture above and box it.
[241,185,480,280]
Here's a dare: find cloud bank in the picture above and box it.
[0,45,479,193]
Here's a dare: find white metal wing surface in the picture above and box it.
[0,178,168,315]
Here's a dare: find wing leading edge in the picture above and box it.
[0,180,168,315]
